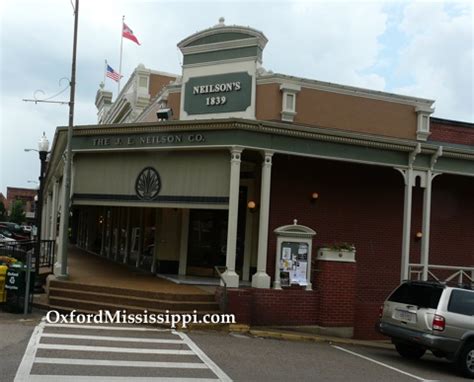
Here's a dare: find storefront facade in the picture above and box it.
[41,20,474,338]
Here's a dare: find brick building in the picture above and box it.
[6,186,37,221]
[41,20,473,339]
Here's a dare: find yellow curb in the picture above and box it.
[229,324,250,333]
[249,329,325,343]
[247,329,393,350]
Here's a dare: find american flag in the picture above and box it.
[106,64,122,82]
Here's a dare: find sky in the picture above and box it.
[0,0,473,195]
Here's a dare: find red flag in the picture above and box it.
[123,23,140,45]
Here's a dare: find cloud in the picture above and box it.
[262,1,388,90]
[393,1,473,121]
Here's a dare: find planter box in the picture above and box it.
[317,248,356,263]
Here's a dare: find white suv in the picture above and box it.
[377,281,474,378]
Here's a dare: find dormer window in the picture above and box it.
[280,83,301,122]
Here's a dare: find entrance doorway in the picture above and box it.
[186,187,247,277]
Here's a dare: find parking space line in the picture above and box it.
[332,346,438,382]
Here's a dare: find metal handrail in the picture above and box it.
[409,263,474,287]
[214,266,228,313]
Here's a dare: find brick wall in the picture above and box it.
[267,154,474,339]
[223,287,319,326]
[315,260,357,327]
[429,120,474,146]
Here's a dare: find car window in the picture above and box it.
[388,283,443,308]
[448,290,474,316]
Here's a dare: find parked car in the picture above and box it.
[21,225,32,233]
[0,233,16,244]
[0,223,29,241]
[377,280,474,378]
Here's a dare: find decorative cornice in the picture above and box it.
[257,74,435,108]
[57,118,474,162]
[181,37,261,55]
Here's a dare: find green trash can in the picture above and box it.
[4,265,35,313]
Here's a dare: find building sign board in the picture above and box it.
[184,72,252,115]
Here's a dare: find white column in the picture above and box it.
[179,209,190,276]
[54,178,67,277]
[50,178,59,240]
[222,147,242,288]
[421,171,435,281]
[252,151,273,288]
[401,168,414,282]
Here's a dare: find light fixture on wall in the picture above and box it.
[415,231,423,240]
[156,108,173,121]
[247,200,257,213]
[310,192,319,203]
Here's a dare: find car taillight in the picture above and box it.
[379,304,384,318]
[432,314,445,331]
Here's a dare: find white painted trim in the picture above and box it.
[178,25,268,50]
[34,358,207,369]
[176,331,232,382]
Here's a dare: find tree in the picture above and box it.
[0,201,6,220]
[9,200,26,224]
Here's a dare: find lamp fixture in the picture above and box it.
[156,108,173,121]
[311,192,319,202]
[247,200,257,212]
[415,231,423,239]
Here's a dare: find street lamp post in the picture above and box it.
[36,132,50,275]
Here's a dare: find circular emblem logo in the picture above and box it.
[135,167,161,201]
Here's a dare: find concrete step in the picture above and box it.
[47,296,221,317]
[48,279,215,302]
[48,287,220,311]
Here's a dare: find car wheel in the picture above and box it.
[395,343,426,359]
[457,342,474,379]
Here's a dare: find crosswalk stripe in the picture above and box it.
[16,320,232,381]
[37,344,195,354]
[24,376,219,382]
[43,323,171,332]
[34,357,208,369]
[41,333,185,343]
[176,332,232,382]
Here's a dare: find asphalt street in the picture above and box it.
[0,312,468,381]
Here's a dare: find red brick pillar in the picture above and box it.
[220,288,253,324]
[315,255,357,332]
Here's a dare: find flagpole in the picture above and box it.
[104,59,107,84]
[118,15,125,96]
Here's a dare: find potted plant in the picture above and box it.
[317,242,356,262]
